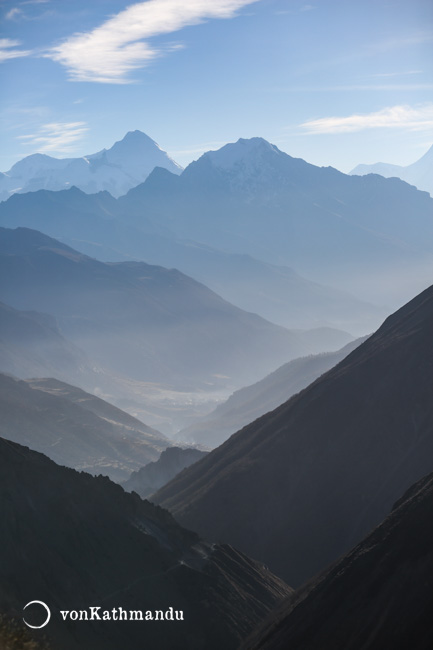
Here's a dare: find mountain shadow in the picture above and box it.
[243,471,433,650]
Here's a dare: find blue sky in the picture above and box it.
[1,0,432,172]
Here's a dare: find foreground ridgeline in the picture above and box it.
[243,471,433,649]
[154,282,433,587]
[0,437,291,650]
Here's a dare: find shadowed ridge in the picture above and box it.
[154,282,433,587]
[243,471,433,650]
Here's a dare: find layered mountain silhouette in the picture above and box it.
[0,300,94,385]
[351,143,433,197]
[123,446,208,498]
[0,227,352,391]
[0,373,168,482]
[119,137,433,303]
[0,131,182,201]
[154,282,433,587]
[0,184,383,333]
[177,337,367,448]
[244,472,433,650]
[0,437,291,650]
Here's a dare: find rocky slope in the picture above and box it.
[0,437,291,650]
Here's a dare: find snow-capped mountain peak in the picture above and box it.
[0,130,183,201]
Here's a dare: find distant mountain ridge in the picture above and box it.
[0,130,182,201]
[0,227,352,393]
[350,144,433,196]
[0,183,385,333]
[119,137,433,304]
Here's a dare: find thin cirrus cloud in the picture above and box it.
[5,8,23,20]
[300,104,433,134]
[0,38,32,62]
[17,122,89,153]
[47,0,259,83]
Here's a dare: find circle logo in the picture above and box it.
[23,601,51,629]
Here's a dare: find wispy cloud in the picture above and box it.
[47,0,259,83]
[5,7,23,19]
[17,122,89,153]
[0,38,31,62]
[300,104,433,134]
[369,70,422,78]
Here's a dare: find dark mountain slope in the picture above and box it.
[0,373,168,482]
[154,283,433,587]
[178,337,366,448]
[0,227,351,389]
[0,437,291,650]
[244,472,433,650]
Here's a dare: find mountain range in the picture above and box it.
[351,143,433,197]
[0,227,352,394]
[0,437,291,650]
[154,281,433,587]
[2,131,432,327]
[0,179,384,334]
[0,131,182,201]
[118,136,433,304]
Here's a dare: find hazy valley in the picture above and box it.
[1,128,433,650]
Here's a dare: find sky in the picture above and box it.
[1,0,432,173]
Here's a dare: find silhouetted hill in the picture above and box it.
[0,373,168,482]
[123,446,208,498]
[154,283,433,587]
[243,472,433,650]
[0,227,352,390]
[0,437,291,650]
[177,337,367,448]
